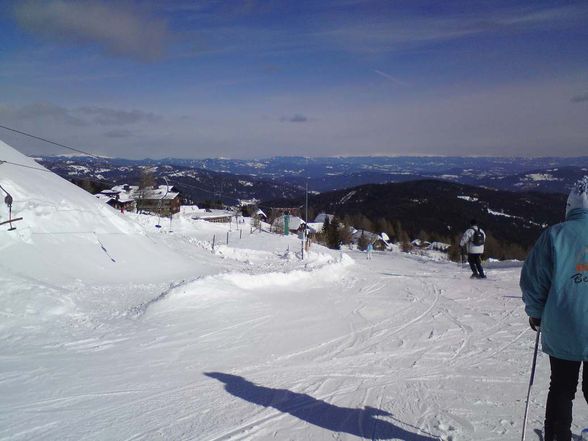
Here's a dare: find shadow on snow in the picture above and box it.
[205,372,439,440]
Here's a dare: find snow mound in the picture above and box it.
[146,253,354,314]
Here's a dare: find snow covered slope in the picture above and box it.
[0,140,197,283]
[1,140,586,441]
[0,139,208,338]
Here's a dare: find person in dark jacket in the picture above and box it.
[520,176,588,441]
[460,219,486,279]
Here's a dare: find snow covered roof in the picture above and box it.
[100,189,120,196]
[98,190,134,204]
[94,194,112,202]
[191,209,234,220]
[179,205,202,214]
[305,222,324,233]
[314,213,334,223]
[111,184,135,192]
[351,230,380,241]
[116,193,134,203]
[109,184,178,201]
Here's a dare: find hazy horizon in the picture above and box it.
[30,150,588,162]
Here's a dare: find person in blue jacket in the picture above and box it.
[520,176,588,441]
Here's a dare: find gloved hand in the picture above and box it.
[529,317,541,331]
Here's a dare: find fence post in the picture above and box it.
[240,229,243,239]
[212,234,216,251]
[226,231,229,245]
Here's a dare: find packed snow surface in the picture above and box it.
[0,140,586,440]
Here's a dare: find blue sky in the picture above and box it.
[0,0,587,158]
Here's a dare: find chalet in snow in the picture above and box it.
[96,184,181,215]
[271,212,336,236]
[352,229,391,250]
[314,213,335,224]
[255,209,268,222]
[271,214,306,235]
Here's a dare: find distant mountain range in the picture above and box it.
[35,155,588,200]
[34,155,581,254]
[263,179,567,251]
[35,156,303,204]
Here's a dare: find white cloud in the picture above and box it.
[13,0,170,62]
[0,102,87,126]
[0,103,161,127]
[315,4,588,54]
[78,107,162,126]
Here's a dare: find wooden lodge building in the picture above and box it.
[97,184,181,215]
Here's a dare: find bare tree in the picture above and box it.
[136,168,156,213]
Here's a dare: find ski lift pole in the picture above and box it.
[0,184,21,231]
[301,230,304,260]
[521,330,541,441]
[164,177,173,232]
[156,178,169,228]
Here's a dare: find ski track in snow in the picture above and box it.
[2,229,585,440]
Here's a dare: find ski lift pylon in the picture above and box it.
[0,184,23,231]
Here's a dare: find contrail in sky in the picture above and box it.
[374,70,409,86]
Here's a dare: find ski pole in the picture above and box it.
[521,329,541,441]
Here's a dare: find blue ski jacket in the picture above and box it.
[520,207,588,361]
